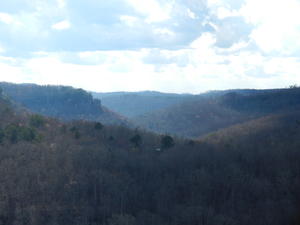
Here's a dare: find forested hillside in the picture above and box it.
[0,88,300,225]
[202,110,300,147]
[0,82,128,125]
[3,82,295,139]
[221,87,300,113]
[133,87,300,137]
[133,97,251,137]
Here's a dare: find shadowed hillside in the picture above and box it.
[133,87,300,138]
[221,87,300,113]
[0,82,128,125]
[133,97,253,137]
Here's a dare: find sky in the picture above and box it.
[0,0,300,93]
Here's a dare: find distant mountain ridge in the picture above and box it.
[92,90,192,98]
[92,91,194,118]
[92,89,276,118]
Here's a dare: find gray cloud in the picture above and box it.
[67,0,138,25]
[223,0,245,10]
[0,0,255,58]
[214,16,253,48]
[143,49,190,67]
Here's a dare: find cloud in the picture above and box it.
[0,13,14,24]
[0,0,215,54]
[214,16,252,48]
[1,0,300,93]
[240,0,300,56]
[52,20,71,30]
[126,0,171,23]
[1,0,297,56]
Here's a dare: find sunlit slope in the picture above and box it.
[202,110,300,149]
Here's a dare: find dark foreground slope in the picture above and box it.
[0,82,128,125]
[0,90,300,225]
[133,87,300,137]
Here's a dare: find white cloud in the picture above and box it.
[187,9,197,19]
[120,15,139,26]
[216,7,239,19]
[190,32,216,49]
[126,0,170,23]
[1,45,300,94]
[154,28,175,37]
[51,20,71,30]
[240,0,300,55]
[0,12,14,24]
[57,0,66,9]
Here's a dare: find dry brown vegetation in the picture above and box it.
[0,87,300,225]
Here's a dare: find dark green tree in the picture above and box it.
[30,114,45,128]
[5,124,19,143]
[20,127,36,142]
[130,134,142,147]
[70,126,81,139]
[0,128,4,143]
[161,135,174,149]
[94,122,104,130]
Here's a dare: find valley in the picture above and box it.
[0,83,300,225]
